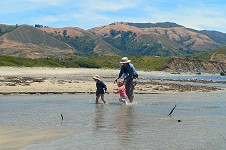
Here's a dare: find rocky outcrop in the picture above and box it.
[163,58,226,74]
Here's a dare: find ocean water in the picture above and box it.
[0,93,226,150]
[143,75,226,88]
[143,74,226,82]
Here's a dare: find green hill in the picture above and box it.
[0,24,17,36]
[40,27,122,56]
[89,22,223,56]
[6,25,70,50]
[1,55,225,74]
[186,45,226,63]
[1,22,226,59]
[0,55,167,71]
[0,25,73,58]
[125,22,183,28]
[200,30,226,45]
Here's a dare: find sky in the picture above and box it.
[1,0,226,33]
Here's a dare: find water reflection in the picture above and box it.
[116,105,137,143]
[93,104,106,132]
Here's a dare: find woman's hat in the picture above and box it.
[120,57,131,63]
[92,75,100,80]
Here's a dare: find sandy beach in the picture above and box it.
[0,67,224,95]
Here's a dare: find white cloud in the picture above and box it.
[1,0,226,32]
[76,0,140,11]
[67,0,143,28]
[33,16,65,25]
[0,0,68,14]
[25,0,68,6]
[0,1,33,14]
[70,12,114,29]
[143,2,226,32]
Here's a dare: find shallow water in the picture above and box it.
[0,92,226,150]
[143,74,226,81]
[144,75,226,88]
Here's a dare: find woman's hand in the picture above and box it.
[114,78,118,83]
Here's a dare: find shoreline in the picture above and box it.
[0,67,225,95]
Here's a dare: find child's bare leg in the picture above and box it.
[96,95,100,104]
[101,94,106,104]
[119,97,125,103]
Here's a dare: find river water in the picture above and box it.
[0,92,225,150]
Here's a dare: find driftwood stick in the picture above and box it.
[168,105,177,116]
[61,114,64,120]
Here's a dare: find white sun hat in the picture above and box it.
[92,75,100,80]
[120,57,131,63]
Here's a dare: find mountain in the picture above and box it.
[1,22,226,59]
[199,30,226,45]
[39,27,122,56]
[88,22,223,56]
[0,24,73,58]
[125,22,183,28]
[0,24,17,36]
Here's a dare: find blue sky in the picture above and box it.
[1,0,226,33]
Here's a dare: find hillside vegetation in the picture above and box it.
[89,22,223,56]
[40,27,122,56]
[1,22,226,59]
[1,55,225,74]
[1,22,226,73]
[0,24,17,36]
[0,55,168,71]
[0,25,73,58]
[187,45,226,63]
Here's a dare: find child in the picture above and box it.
[114,81,127,103]
[93,75,107,104]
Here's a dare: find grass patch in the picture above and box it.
[0,55,170,71]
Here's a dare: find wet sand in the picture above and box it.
[0,67,224,95]
[0,125,77,150]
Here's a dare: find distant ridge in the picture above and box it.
[0,24,17,36]
[200,30,226,45]
[124,22,183,28]
[6,25,70,49]
[89,22,223,56]
[0,25,73,58]
[1,22,226,60]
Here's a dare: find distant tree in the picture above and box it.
[110,29,120,37]
[63,30,67,37]
[35,24,43,28]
